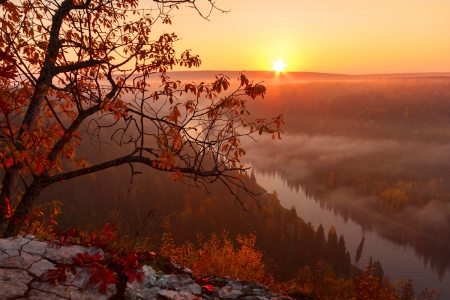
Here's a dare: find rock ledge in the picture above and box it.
[0,235,292,300]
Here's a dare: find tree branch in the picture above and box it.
[54,59,106,74]
[46,105,101,164]
[45,154,228,185]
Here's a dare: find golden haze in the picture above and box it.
[142,0,450,74]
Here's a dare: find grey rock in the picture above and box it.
[217,281,244,299]
[1,251,42,269]
[29,267,115,299]
[66,267,90,288]
[30,280,73,298]
[171,262,193,275]
[155,274,199,291]
[0,268,33,298]
[125,286,162,300]
[21,239,48,256]
[0,236,30,256]
[1,236,292,300]
[68,280,116,300]
[0,235,117,300]
[27,257,56,277]
[43,244,104,264]
[140,265,158,285]
[27,289,64,298]
[126,267,201,300]
[179,281,202,295]
[158,290,199,300]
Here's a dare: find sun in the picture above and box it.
[272,59,286,73]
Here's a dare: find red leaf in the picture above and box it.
[69,265,77,275]
[0,50,15,62]
[99,281,106,294]
[90,262,104,268]
[203,284,214,292]
[89,272,101,286]
[0,68,17,79]
[92,253,103,260]
[36,163,43,175]
[72,255,84,267]
[126,268,136,283]
[4,157,14,168]
[105,276,119,284]
[137,271,144,283]
[0,101,12,114]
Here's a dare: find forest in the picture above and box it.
[35,148,405,299]
[31,122,446,299]
[243,77,450,281]
[246,78,450,229]
[36,156,356,282]
[1,72,445,299]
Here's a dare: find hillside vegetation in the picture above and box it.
[30,77,449,299]
[246,78,450,233]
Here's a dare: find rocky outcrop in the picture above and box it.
[0,235,292,300]
[0,234,115,299]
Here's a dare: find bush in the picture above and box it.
[160,230,273,285]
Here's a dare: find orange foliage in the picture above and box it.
[352,266,400,300]
[380,188,410,214]
[282,263,413,300]
[283,262,352,300]
[18,199,63,238]
[160,230,273,285]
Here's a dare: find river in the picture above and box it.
[249,166,449,296]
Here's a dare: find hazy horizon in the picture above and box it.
[162,70,450,76]
[137,0,450,74]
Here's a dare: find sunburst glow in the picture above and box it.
[272,59,287,73]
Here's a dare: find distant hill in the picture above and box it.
[152,70,450,85]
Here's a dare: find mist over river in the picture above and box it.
[242,132,450,297]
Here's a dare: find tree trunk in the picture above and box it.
[0,169,20,236]
[0,0,74,238]
[1,177,47,238]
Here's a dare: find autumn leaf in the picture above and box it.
[203,284,214,293]
[0,100,12,114]
[72,255,85,267]
[99,281,107,294]
[0,50,16,62]
[0,66,17,78]
[125,268,136,283]
[137,271,144,283]
[4,157,14,168]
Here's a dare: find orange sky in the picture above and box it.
[144,0,450,74]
